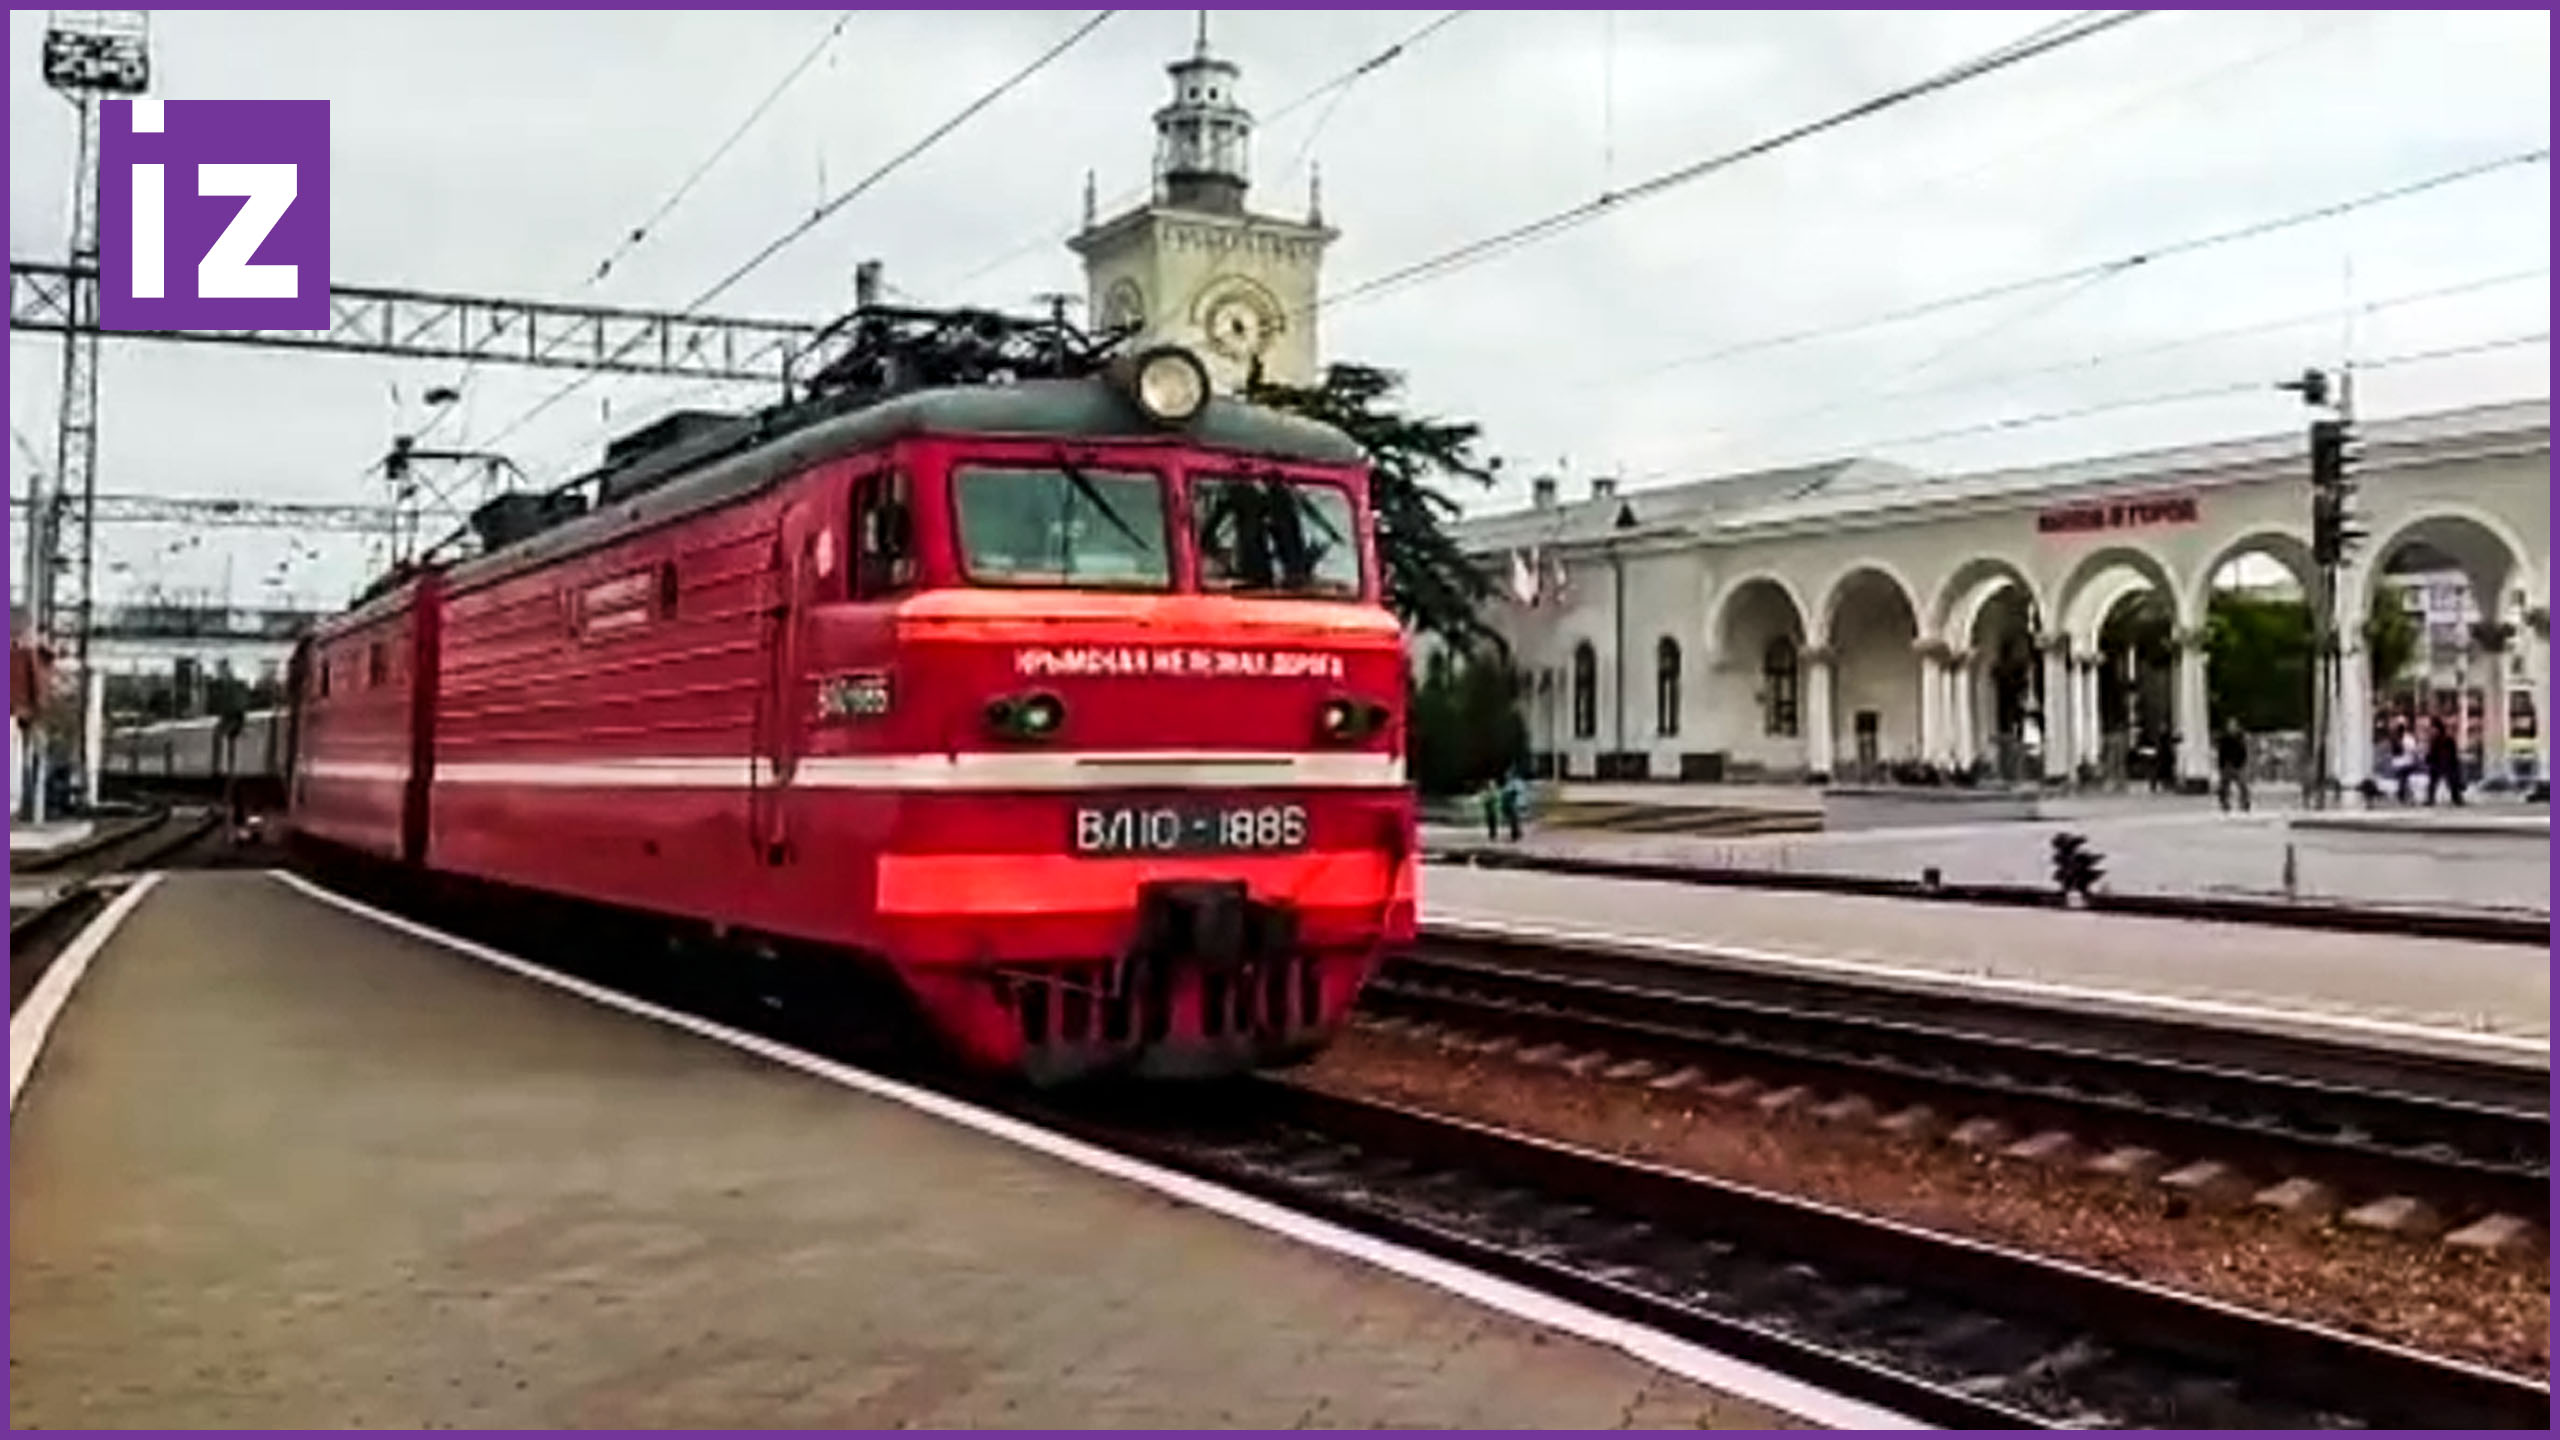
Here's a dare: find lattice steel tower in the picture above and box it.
[29,11,150,817]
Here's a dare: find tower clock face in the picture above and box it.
[1100,279,1146,332]
[1204,295,1272,360]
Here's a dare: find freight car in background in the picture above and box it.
[274,317,1418,1087]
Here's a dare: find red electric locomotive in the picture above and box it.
[284,311,1416,1084]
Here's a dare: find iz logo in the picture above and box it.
[97,98,330,332]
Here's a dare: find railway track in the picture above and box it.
[1360,931,2548,1243]
[10,807,224,1012]
[1022,1078,2548,1428]
[279,860,2550,1426]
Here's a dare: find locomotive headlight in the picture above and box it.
[1318,695,1390,743]
[1124,345,1209,426]
[987,690,1067,741]
[1019,693,1065,736]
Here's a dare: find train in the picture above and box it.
[111,327,1418,1085]
[105,707,284,786]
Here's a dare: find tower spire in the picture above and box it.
[1152,14,1252,215]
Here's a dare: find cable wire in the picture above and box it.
[685,9,1116,314]
[480,10,1118,453]
[933,10,1471,298]
[1313,9,2155,317]
[1630,330,2548,481]
[1713,265,2550,451]
[589,10,863,289]
[1598,145,2552,390]
[408,11,861,457]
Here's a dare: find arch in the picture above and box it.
[1931,556,2044,647]
[1706,570,1812,665]
[1823,564,1926,772]
[2055,544,2182,648]
[1817,560,1926,650]
[1570,640,1598,740]
[1925,556,2048,645]
[1761,633,1802,738]
[1654,636,1683,738]
[2348,502,2543,630]
[2191,527,2316,625]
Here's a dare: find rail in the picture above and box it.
[1025,1080,2548,1428]
[1369,935,2548,1227]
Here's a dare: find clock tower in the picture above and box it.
[1069,13,1337,394]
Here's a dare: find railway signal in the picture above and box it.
[2285,366,2361,810]
[2308,417,2366,566]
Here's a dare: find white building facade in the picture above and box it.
[1456,399,2550,790]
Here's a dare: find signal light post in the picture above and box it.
[2281,366,2363,810]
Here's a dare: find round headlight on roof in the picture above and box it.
[1125,345,1210,426]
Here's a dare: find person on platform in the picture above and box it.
[2214,720,2251,813]
[2390,720,2420,804]
[1497,770,1527,842]
[2425,716,2466,807]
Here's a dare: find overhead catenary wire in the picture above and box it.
[1908,10,2366,201]
[589,10,864,289]
[408,11,862,456]
[1310,9,2156,318]
[684,9,1117,314]
[1524,12,2369,418]
[480,10,1119,454]
[933,9,1472,299]
[1624,330,2549,483]
[1594,144,2552,391]
[1702,264,2552,455]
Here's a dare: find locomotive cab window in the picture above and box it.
[952,462,1169,590]
[851,468,917,597]
[1191,473,1362,599]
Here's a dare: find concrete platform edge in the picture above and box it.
[260,870,1922,1431]
[10,871,164,1112]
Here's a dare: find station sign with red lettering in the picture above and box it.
[2036,492,2200,537]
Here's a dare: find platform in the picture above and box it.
[1422,864,2551,1061]
[9,819,95,857]
[9,869,1855,1430]
[1425,800,2551,918]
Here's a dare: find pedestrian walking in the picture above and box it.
[1478,777,1502,841]
[2214,720,2251,813]
[1498,771,1527,842]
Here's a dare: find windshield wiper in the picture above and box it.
[1257,468,1344,588]
[1053,452,1149,552]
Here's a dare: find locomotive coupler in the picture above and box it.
[1112,879,1300,993]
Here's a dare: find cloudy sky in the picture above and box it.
[8,8,2550,612]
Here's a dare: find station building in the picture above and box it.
[1448,399,2550,791]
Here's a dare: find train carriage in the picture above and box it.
[291,574,440,863]
[103,706,288,802]
[281,336,1418,1084]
